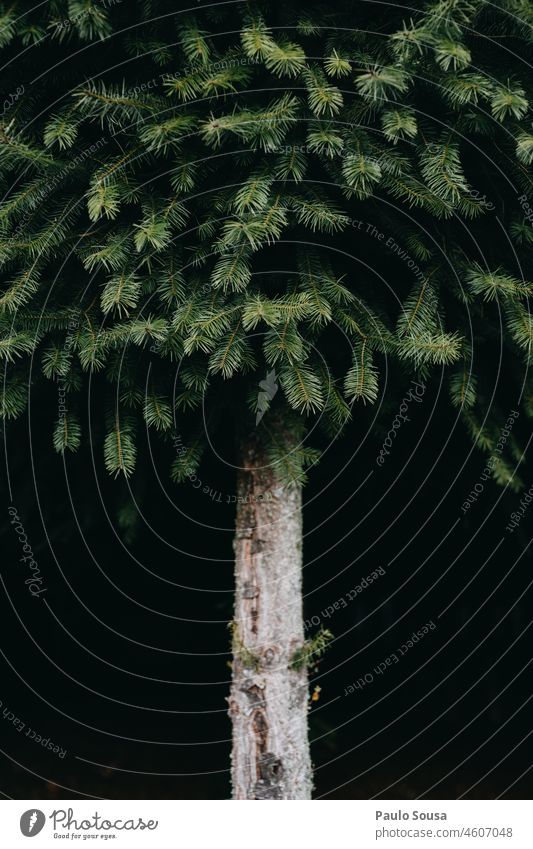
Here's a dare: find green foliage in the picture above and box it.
[449,366,477,409]
[0,267,41,315]
[324,49,351,78]
[434,38,471,71]
[0,7,17,47]
[441,73,493,107]
[228,621,261,672]
[264,41,306,78]
[101,273,141,317]
[211,250,252,293]
[274,146,308,181]
[0,379,27,418]
[505,302,533,352]
[344,340,380,404]
[290,627,333,671]
[491,85,528,122]
[355,65,409,102]
[515,132,533,165]
[143,393,173,431]
[240,15,274,60]
[42,345,71,379]
[86,179,121,222]
[170,440,203,483]
[465,266,532,301]
[0,331,36,362]
[381,108,418,144]
[178,17,210,65]
[342,154,382,199]
[420,138,470,205]
[43,112,80,150]
[291,194,349,232]
[0,0,530,489]
[67,1,112,41]
[104,415,137,477]
[396,330,463,366]
[53,412,82,453]
[280,363,325,413]
[305,67,343,117]
[307,124,344,159]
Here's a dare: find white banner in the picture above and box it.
[0,800,532,848]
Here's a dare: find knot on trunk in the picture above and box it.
[261,646,278,667]
[240,679,265,713]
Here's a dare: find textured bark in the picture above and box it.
[228,428,312,800]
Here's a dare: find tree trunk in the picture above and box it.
[228,428,312,800]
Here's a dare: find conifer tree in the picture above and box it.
[1,0,531,798]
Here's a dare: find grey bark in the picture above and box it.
[228,429,312,800]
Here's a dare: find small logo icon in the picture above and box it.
[20,810,46,837]
[256,369,278,425]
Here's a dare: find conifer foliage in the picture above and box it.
[0,0,531,482]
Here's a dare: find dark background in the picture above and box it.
[1,377,532,800]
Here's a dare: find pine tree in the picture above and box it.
[1,0,531,799]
